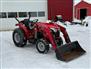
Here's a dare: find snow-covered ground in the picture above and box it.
[0,24,91,69]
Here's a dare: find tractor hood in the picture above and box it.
[36,22,60,30]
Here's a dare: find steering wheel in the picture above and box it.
[32,19,38,23]
[28,23,34,30]
[28,19,38,30]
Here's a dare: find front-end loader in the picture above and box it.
[12,17,86,62]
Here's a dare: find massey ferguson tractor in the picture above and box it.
[12,16,86,61]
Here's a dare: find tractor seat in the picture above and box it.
[23,19,30,26]
[22,19,34,30]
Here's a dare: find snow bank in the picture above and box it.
[1,25,90,68]
[73,18,81,23]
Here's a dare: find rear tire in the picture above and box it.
[36,39,49,54]
[13,28,27,47]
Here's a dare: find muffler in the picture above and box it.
[55,41,86,62]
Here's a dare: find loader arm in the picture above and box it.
[41,25,71,50]
[55,25,86,61]
[43,27,57,49]
[58,25,71,43]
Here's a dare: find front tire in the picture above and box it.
[36,39,49,54]
[13,28,27,47]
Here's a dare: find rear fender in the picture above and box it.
[16,23,30,40]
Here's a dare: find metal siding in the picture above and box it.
[88,6,91,15]
[48,0,73,22]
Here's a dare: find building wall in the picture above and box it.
[75,1,91,19]
[88,5,91,15]
[0,0,47,30]
[48,0,73,22]
[75,7,90,19]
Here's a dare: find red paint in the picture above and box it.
[48,0,73,22]
[15,19,71,50]
[75,0,91,19]
[16,23,32,40]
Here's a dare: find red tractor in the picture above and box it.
[12,17,86,61]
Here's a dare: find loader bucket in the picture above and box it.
[55,41,86,62]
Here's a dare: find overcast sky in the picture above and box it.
[74,0,91,5]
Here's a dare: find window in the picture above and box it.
[28,12,37,17]
[8,12,17,18]
[38,11,45,17]
[19,12,27,17]
[0,12,7,18]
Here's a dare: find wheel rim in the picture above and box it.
[14,33,20,43]
[37,42,45,52]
